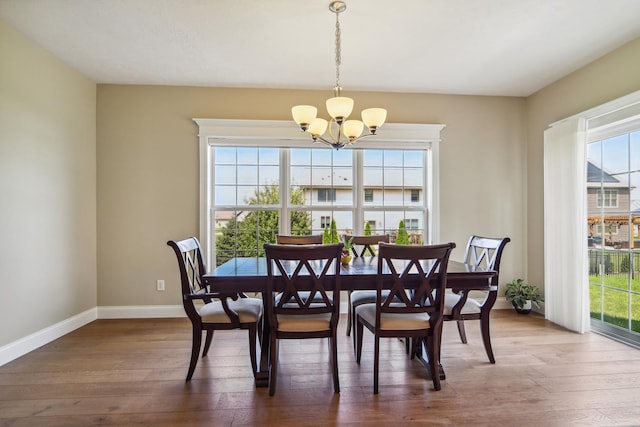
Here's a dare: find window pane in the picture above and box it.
[291,148,311,165]
[215,147,236,164]
[259,147,279,165]
[602,134,629,175]
[258,185,279,205]
[363,150,383,166]
[363,167,383,187]
[215,186,236,205]
[291,166,311,186]
[237,147,258,164]
[237,165,258,185]
[383,150,403,167]
[404,167,423,187]
[215,165,236,185]
[259,165,279,185]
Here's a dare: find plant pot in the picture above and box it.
[513,300,532,314]
[341,255,352,265]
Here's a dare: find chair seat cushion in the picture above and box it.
[356,304,430,331]
[443,293,482,315]
[351,290,391,306]
[276,313,332,332]
[199,297,263,323]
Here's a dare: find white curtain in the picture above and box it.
[543,118,590,333]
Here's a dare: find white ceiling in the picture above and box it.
[2,0,640,97]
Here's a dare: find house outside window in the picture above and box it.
[411,189,419,202]
[317,188,337,202]
[320,215,331,229]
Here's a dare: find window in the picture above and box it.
[597,190,618,208]
[317,188,337,202]
[195,119,444,267]
[411,189,419,202]
[364,189,373,202]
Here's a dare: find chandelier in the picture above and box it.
[291,1,387,150]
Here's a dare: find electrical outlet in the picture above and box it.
[156,279,165,291]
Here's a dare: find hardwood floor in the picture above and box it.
[2,310,640,426]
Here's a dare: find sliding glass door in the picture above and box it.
[587,130,640,346]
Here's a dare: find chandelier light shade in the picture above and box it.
[291,1,387,150]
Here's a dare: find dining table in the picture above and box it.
[202,255,497,387]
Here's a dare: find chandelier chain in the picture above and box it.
[334,9,341,95]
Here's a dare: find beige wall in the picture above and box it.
[0,20,97,346]
[97,87,526,305]
[525,37,640,288]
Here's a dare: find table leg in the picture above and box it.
[254,293,270,387]
[414,338,446,380]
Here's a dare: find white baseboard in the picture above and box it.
[0,307,97,367]
[97,305,185,319]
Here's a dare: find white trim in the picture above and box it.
[193,118,445,148]
[97,305,185,319]
[0,308,97,367]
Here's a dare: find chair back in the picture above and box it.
[264,243,343,327]
[464,235,511,284]
[376,242,455,327]
[167,237,208,320]
[350,234,390,257]
[276,234,323,245]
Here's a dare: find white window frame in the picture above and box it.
[194,119,445,267]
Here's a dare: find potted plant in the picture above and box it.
[341,235,354,264]
[505,278,544,314]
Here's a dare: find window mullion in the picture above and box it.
[280,148,290,235]
[354,149,363,234]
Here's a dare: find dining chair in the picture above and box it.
[443,235,510,363]
[276,234,323,244]
[167,237,262,380]
[345,234,390,338]
[355,242,455,394]
[264,242,343,396]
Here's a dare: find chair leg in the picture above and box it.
[480,312,495,363]
[373,335,380,394]
[186,328,202,381]
[346,291,352,336]
[268,335,278,396]
[355,318,364,364]
[456,320,468,344]
[426,335,441,391]
[331,333,340,393]
[248,324,258,378]
[351,303,359,354]
[202,330,214,357]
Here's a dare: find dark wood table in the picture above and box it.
[203,256,497,386]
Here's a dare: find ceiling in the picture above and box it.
[2,0,640,97]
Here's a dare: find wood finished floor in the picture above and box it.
[1,310,640,426]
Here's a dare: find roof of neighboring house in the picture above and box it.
[587,162,619,183]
